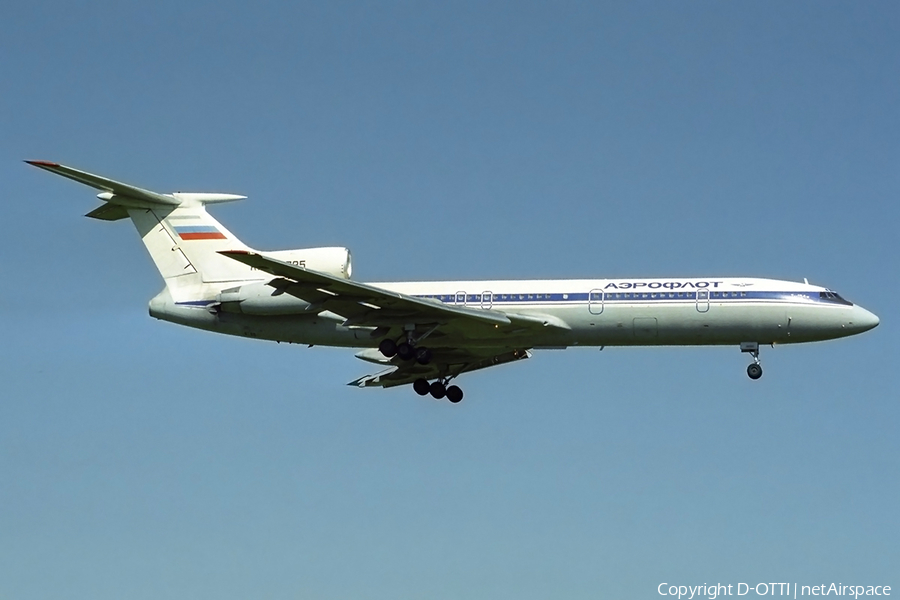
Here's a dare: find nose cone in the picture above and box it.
[850,305,880,334]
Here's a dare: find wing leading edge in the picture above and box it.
[218,250,511,328]
[25,160,181,206]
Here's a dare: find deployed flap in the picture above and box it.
[85,203,130,221]
[349,348,532,388]
[26,160,180,206]
[218,250,511,327]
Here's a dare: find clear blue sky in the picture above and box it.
[2,2,897,598]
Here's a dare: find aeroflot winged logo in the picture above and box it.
[173,225,226,240]
[604,280,723,289]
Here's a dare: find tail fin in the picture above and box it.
[26,161,264,301]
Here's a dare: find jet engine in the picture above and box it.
[264,246,352,279]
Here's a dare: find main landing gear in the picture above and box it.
[413,377,464,403]
[378,338,433,365]
[741,342,763,380]
[380,336,461,402]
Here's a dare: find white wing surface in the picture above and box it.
[218,250,512,328]
[218,251,562,388]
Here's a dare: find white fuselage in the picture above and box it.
[26,160,879,392]
[151,276,879,349]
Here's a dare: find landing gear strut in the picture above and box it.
[380,331,460,402]
[741,342,763,380]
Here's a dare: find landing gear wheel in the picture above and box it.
[415,347,433,365]
[446,385,463,403]
[747,363,763,380]
[378,339,397,358]
[429,381,446,399]
[396,342,415,361]
[413,378,431,396]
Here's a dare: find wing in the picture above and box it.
[218,251,572,390]
[219,250,511,329]
[349,347,532,388]
[219,250,573,340]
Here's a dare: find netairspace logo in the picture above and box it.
[658,583,891,600]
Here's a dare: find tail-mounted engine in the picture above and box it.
[264,246,352,279]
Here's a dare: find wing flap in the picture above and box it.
[349,348,532,388]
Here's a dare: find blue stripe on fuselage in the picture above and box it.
[413,291,852,306]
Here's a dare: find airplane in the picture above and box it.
[27,160,880,403]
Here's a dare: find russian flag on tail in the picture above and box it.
[174,225,227,240]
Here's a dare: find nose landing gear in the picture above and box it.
[741,342,763,380]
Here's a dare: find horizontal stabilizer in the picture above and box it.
[26,160,181,206]
[85,203,130,221]
[172,192,247,204]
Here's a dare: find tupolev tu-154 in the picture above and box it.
[27,160,879,403]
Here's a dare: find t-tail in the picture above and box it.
[26,161,268,303]
[27,161,353,308]
[28,158,356,336]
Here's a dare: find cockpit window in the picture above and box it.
[819,291,853,305]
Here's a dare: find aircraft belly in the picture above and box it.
[217,314,366,346]
[576,304,792,346]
